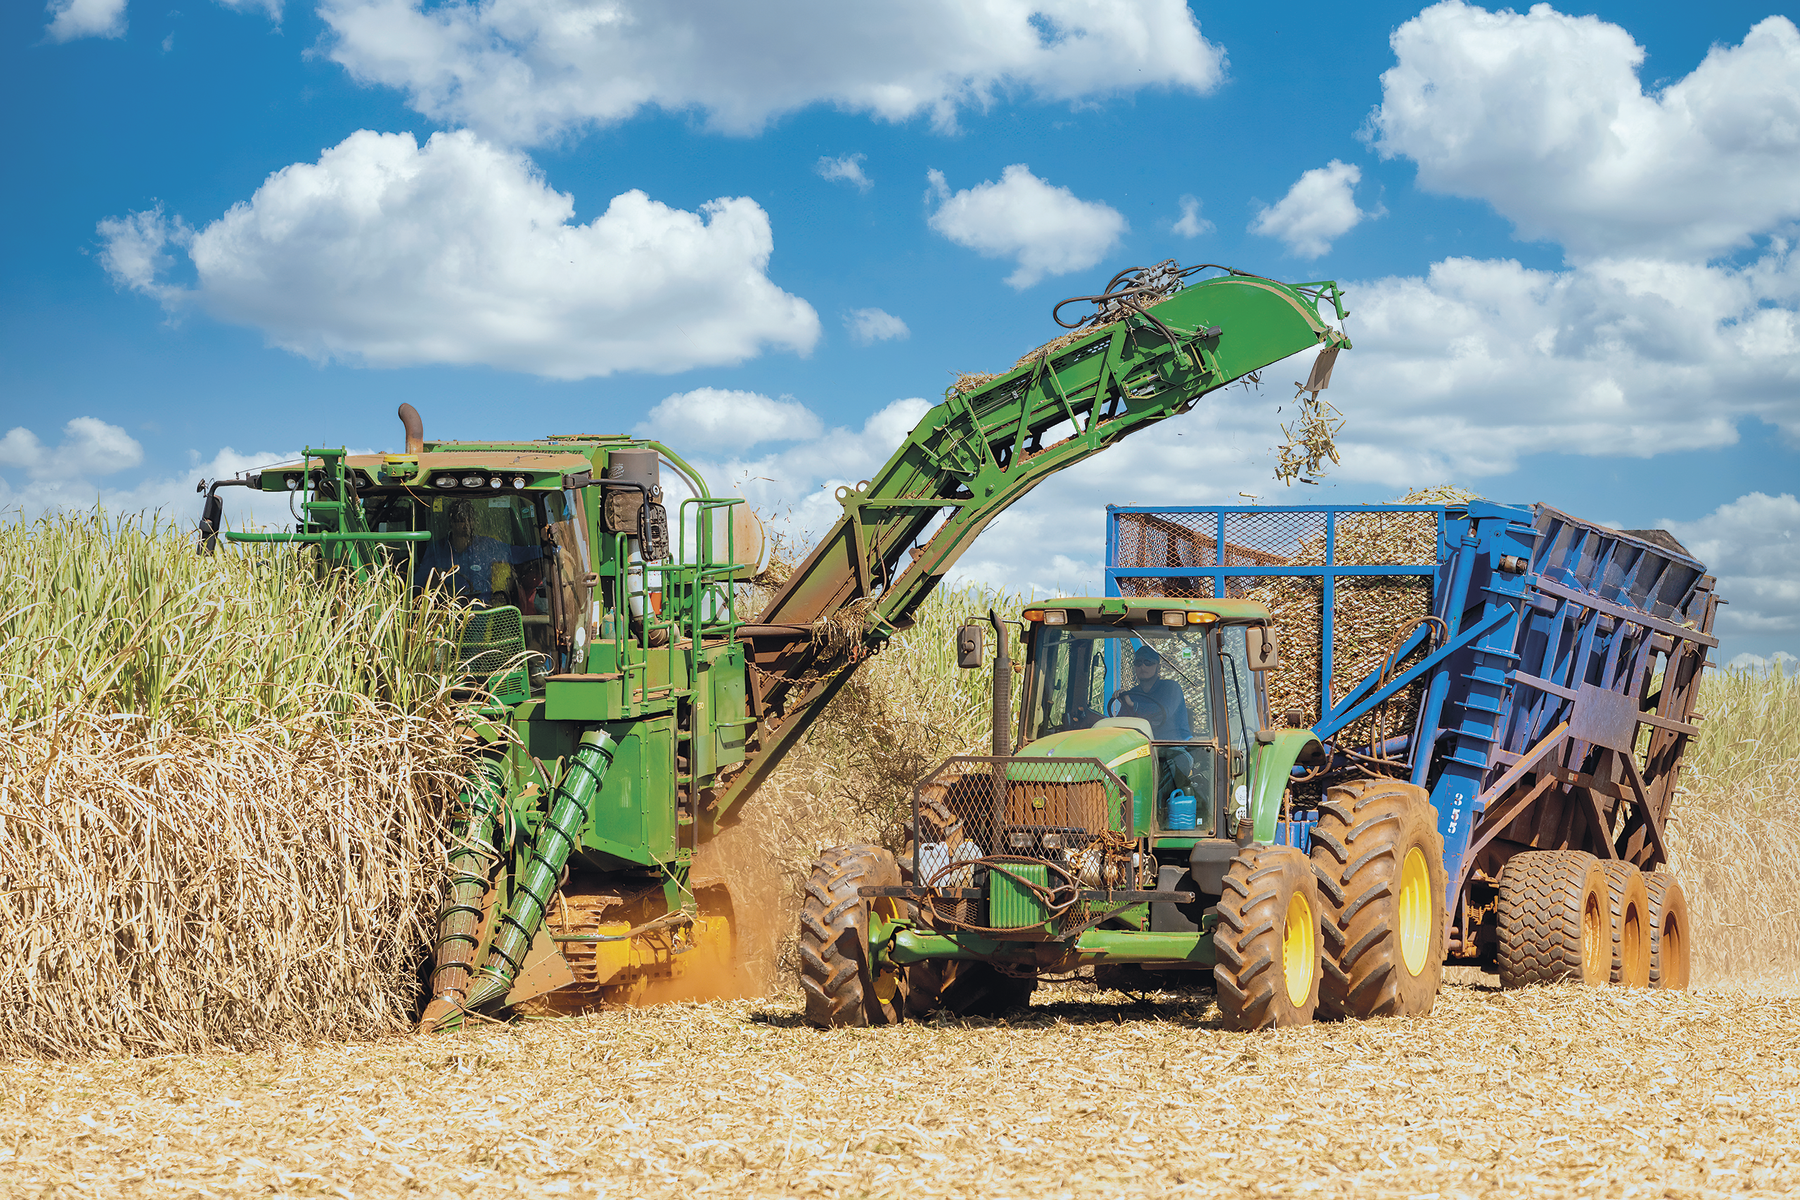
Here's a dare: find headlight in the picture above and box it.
[1008,831,1035,851]
[460,474,483,488]
[434,475,458,488]
[489,476,502,489]
[1040,833,1063,851]
[511,475,526,489]
[286,476,300,490]
[1042,609,1068,626]
[1161,610,1185,627]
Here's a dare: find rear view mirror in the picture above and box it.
[1246,624,1279,671]
[196,491,225,556]
[955,623,985,669]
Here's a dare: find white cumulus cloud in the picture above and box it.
[816,154,872,192]
[1368,2,1800,260]
[1172,194,1213,238]
[0,417,143,479]
[45,0,280,41]
[632,388,824,454]
[1663,492,1800,650]
[44,0,127,40]
[318,0,1224,144]
[845,308,909,345]
[0,418,290,531]
[97,129,820,380]
[1306,249,1800,482]
[926,165,1127,289]
[1250,160,1373,259]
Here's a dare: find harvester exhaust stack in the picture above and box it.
[398,403,424,455]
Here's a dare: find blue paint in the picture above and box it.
[1107,500,1718,919]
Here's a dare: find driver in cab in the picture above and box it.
[1117,645,1192,742]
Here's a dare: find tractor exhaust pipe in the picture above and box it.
[988,608,1012,756]
[398,403,424,455]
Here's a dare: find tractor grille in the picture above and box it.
[911,756,1139,937]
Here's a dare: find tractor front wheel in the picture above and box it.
[798,844,905,1028]
[1214,845,1322,1030]
[1310,777,1447,1020]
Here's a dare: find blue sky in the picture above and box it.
[3,0,1797,665]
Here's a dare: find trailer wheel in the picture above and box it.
[1309,778,1447,1020]
[1496,851,1609,987]
[1598,861,1651,987]
[1643,872,1691,990]
[1214,845,1321,1030]
[798,844,905,1028]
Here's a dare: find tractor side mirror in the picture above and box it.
[955,623,985,669]
[197,491,225,556]
[1246,624,1279,671]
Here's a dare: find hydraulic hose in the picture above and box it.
[461,730,616,1011]
[427,758,507,1006]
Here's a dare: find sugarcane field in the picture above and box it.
[8,1,1800,1198]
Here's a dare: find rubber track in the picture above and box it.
[798,844,900,1028]
[1496,850,1600,987]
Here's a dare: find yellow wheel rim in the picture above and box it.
[1399,846,1432,977]
[1282,891,1314,1007]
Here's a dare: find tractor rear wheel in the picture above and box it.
[1213,845,1322,1030]
[1643,871,1691,990]
[1496,851,1609,987]
[1598,861,1651,987]
[1309,777,1447,1020]
[798,844,905,1028]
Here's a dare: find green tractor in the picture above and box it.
[800,596,1447,1030]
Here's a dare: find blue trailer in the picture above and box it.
[1106,500,1718,987]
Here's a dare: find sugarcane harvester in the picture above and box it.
[195,262,1351,1029]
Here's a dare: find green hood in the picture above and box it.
[1017,725,1152,772]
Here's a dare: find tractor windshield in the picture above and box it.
[1025,625,1216,742]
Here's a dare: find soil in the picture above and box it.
[3,979,1796,1198]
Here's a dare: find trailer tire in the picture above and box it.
[1598,861,1651,987]
[1496,851,1609,987]
[798,844,905,1028]
[1310,777,1447,1020]
[1213,845,1321,1030]
[1643,872,1691,990]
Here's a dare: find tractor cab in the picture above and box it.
[1014,598,1275,840]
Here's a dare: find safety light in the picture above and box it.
[1022,609,1044,622]
[1187,611,1219,626]
[1042,609,1068,626]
